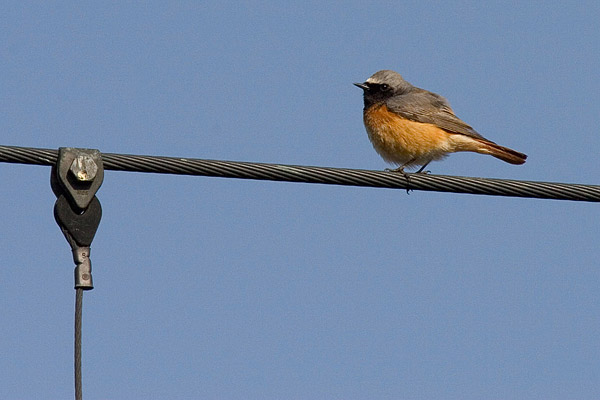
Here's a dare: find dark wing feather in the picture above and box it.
[385,88,489,141]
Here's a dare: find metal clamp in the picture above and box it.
[52,148,103,290]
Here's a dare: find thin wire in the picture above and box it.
[75,288,83,400]
[0,144,599,202]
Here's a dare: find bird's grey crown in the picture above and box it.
[366,70,410,88]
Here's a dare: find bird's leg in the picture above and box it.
[385,165,406,173]
[416,160,431,174]
[385,159,415,174]
[385,159,415,193]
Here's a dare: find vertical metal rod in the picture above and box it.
[75,288,83,400]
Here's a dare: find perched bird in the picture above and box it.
[354,70,527,173]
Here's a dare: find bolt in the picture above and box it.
[70,155,98,181]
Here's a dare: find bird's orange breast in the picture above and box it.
[363,103,453,165]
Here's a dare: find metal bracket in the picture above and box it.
[52,147,104,290]
[53,147,104,210]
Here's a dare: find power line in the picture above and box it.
[1,144,599,202]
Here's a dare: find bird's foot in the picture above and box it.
[384,166,412,194]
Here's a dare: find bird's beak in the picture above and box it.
[353,82,369,90]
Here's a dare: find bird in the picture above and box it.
[354,70,527,173]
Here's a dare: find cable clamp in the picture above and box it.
[51,148,103,290]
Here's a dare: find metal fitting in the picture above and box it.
[73,246,94,290]
[70,155,98,181]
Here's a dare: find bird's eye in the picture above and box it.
[380,84,390,91]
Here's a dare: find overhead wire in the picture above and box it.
[0,144,599,202]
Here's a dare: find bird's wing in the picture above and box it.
[386,89,489,141]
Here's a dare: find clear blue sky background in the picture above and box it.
[1,2,599,399]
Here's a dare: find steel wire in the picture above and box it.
[1,144,598,202]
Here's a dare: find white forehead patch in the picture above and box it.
[365,76,383,84]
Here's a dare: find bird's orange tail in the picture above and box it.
[475,139,527,165]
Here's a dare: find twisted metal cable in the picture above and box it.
[1,144,599,202]
[74,288,83,400]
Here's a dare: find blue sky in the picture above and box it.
[1,2,599,399]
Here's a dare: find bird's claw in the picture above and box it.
[384,167,412,194]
